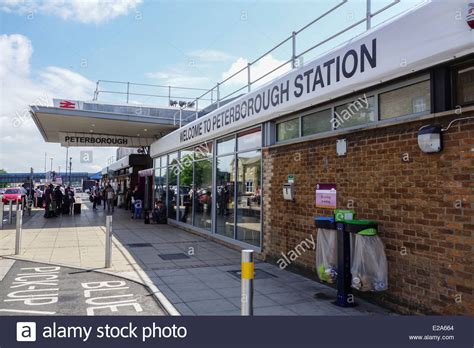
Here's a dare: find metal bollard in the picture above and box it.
[8,200,13,224]
[241,249,254,316]
[0,202,3,229]
[15,209,23,255]
[105,215,113,268]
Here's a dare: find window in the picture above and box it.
[217,136,235,155]
[180,148,194,161]
[277,118,299,141]
[302,109,332,136]
[160,155,167,167]
[245,180,253,193]
[154,167,166,202]
[194,142,213,160]
[178,163,193,225]
[236,150,261,247]
[379,80,430,119]
[216,155,235,239]
[334,96,375,129]
[168,152,178,166]
[193,158,212,231]
[237,128,261,151]
[166,152,178,220]
[456,65,474,105]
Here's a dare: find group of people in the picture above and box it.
[87,182,167,224]
[42,184,75,218]
[90,182,117,212]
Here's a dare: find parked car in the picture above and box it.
[1,188,25,204]
[73,187,83,193]
[0,188,4,202]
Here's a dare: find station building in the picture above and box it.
[30,0,473,315]
[148,1,474,315]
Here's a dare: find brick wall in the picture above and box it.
[262,111,474,315]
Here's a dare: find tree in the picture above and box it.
[0,169,6,188]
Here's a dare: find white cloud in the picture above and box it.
[188,49,232,62]
[145,68,210,89]
[0,34,32,76]
[0,33,115,173]
[222,54,291,88]
[0,0,141,24]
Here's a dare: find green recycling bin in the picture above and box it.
[346,220,388,292]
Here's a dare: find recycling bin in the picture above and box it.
[314,211,388,307]
[314,217,337,284]
[345,220,388,292]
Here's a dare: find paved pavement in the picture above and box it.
[1,206,38,227]
[0,197,391,316]
[0,259,165,315]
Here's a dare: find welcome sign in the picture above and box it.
[151,0,473,157]
[179,39,376,144]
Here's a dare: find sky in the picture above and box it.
[0,0,424,175]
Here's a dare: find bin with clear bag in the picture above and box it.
[314,217,338,284]
[345,220,388,292]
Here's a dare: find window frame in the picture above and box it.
[273,74,431,144]
[453,61,474,107]
[276,117,300,142]
[156,125,263,250]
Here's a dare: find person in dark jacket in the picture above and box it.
[54,186,63,215]
[125,187,132,210]
[43,184,54,218]
[131,185,143,219]
[63,186,74,214]
[152,200,167,224]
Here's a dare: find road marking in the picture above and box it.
[3,266,60,308]
[0,259,15,281]
[0,308,56,314]
[82,280,143,315]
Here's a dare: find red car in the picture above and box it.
[2,188,25,204]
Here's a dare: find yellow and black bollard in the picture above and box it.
[241,249,254,316]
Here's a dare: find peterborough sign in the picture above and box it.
[59,133,154,147]
[151,0,473,157]
[179,39,376,144]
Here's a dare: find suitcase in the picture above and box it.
[73,203,81,215]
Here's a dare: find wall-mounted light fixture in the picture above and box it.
[417,124,442,153]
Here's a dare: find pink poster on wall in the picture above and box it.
[315,183,337,209]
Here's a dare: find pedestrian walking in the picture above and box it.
[102,186,107,210]
[91,182,99,210]
[105,184,115,212]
